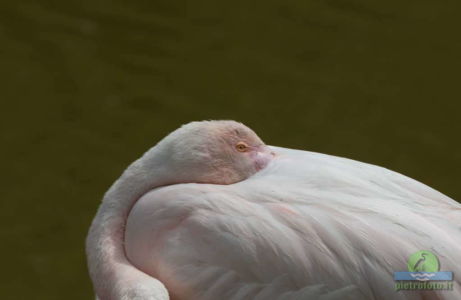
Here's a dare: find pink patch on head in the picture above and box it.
[252,146,274,171]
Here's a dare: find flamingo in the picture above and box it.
[86,120,461,300]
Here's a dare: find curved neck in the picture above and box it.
[86,146,172,299]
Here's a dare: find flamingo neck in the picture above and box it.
[86,146,173,299]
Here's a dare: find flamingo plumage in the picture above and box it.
[87,120,461,300]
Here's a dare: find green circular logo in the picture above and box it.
[407,250,440,272]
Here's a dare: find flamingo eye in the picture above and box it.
[235,142,249,152]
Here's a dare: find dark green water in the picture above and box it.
[1,0,460,299]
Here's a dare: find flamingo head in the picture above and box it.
[152,120,275,185]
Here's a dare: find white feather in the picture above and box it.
[125,146,461,299]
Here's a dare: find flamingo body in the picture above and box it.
[125,146,461,299]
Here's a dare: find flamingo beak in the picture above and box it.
[252,145,275,170]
